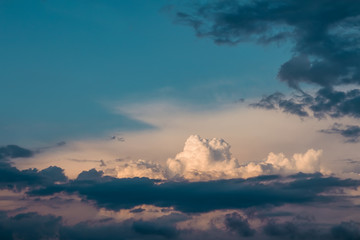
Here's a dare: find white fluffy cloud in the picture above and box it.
[115,135,325,181]
[166,135,240,180]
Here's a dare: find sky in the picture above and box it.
[1,0,360,239]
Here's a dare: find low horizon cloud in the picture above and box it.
[0,140,359,240]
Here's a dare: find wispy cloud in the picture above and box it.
[321,123,360,143]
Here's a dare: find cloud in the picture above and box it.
[132,220,178,239]
[111,135,324,181]
[165,135,324,180]
[166,135,239,180]
[38,166,68,183]
[321,123,360,143]
[263,220,321,239]
[30,172,359,214]
[0,145,33,160]
[0,211,61,240]
[28,101,357,180]
[76,168,108,182]
[224,212,256,237]
[0,145,67,190]
[0,163,67,191]
[262,219,360,240]
[116,159,166,180]
[0,139,323,191]
[250,92,309,117]
[0,145,65,191]
[174,0,360,119]
[252,87,360,119]
[331,221,360,240]
[0,209,359,240]
[0,211,180,240]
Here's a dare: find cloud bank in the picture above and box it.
[0,144,359,240]
[0,210,359,240]
[30,171,359,214]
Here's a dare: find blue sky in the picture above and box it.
[0,0,291,144]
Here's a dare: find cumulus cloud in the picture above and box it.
[166,135,239,180]
[119,135,324,181]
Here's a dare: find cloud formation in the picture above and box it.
[115,135,324,181]
[0,144,358,239]
[166,135,239,180]
[174,0,360,119]
[168,135,323,180]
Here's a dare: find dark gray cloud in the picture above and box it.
[0,211,180,240]
[76,168,113,182]
[251,87,360,119]
[263,220,319,240]
[321,123,360,143]
[174,0,360,119]
[39,166,68,183]
[262,219,360,240]
[30,171,359,213]
[0,162,68,191]
[224,212,256,237]
[0,212,61,240]
[250,92,309,117]
[331,221,360,240]
[132,220,178,239]
[0,210,359,240]
[0,145,67,190]
[0,145,33,160]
